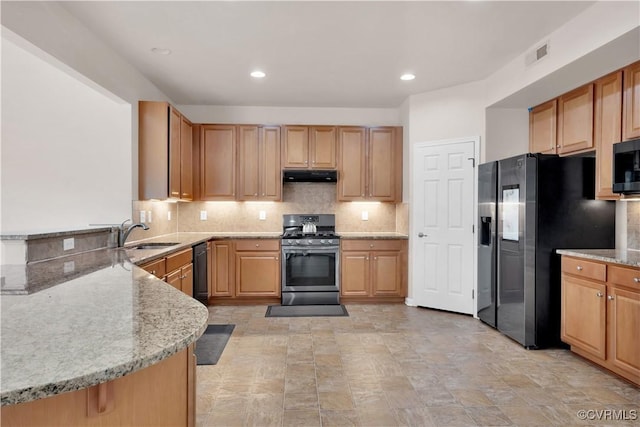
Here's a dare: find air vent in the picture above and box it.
[525,41,550,66]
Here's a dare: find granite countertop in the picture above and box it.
[338,232,409,239]
[0,249,209,406]
[0,227,113,241]
[557,249,640,268]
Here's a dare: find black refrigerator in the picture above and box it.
[477,154,615,348]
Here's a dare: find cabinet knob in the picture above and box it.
[370,244,374,248]
[254,193,258,196]
[181,275,187,279]
[275,257,279,261]
[305,160,308,164]
[596,292,603,297]
[362,194,365,196]
[634,277,640,283]
[262,193,265,196]
[608,295,615,301]
[150,270,156,275]
[312,160,316,163]
[255,244,260,247]
[365,256,369,260]
[374,256,378,260]
[576,266,583,271]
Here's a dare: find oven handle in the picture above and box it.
[282,246,339,254]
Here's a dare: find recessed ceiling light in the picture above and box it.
[151,48,172,55]
[250,70,266,78]
[400,73,416,81]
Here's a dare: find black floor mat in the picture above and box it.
[265,304,349,317]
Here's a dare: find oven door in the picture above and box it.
[281,246,339,292]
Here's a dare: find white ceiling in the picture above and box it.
[58,1,596,108]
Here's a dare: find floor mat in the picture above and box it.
[194,324,235,365]
[265,304,349,317]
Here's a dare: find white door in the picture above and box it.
[412,138,476,314]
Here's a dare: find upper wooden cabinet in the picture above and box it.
[529,99,557,154]
[557,84,594,155]
[595,71,623,200]
[139,101,194,200]
[623,61,640,140]
[237,126,281,201]
[337,126,402,202]
[282,125,337,169]
[200,124,236,200]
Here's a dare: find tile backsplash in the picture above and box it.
[131,183,407,239]
[626,201,640,250]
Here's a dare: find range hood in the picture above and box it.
[283,170,337,183]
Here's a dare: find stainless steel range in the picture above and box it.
[281,214,340,305]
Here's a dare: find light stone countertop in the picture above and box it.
[338,232,409,239]
[556,249,640,268]
[0,248,209,406]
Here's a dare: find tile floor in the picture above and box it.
[196,304,639,426]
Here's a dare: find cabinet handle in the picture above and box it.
[608,295,615,301]
[634,277,640,283]
[596,292,603,297]
[576,266,583,271]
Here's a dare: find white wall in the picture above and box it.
[1,36,131,232]
[175,105,401,126]
[484,108,529,163]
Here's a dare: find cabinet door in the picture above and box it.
[261,126,282,200]
[309,126,337,169]
[341,251,370,296]
[595,71,622,200]
[237,125,260,200]
[169,106,182,198]
[368,127,398,201]
[181,264,193,297]
[140,258,166,279]
[557,84,594,155]
[201,125,236,200]
[371,251,403,297]
[166,269,182,291]
[607,286,640,379]
[529,99,557,154]
[212,241,234,297]
[180,116,193,200]
[561,274,606,360]
[282,126,309,169]
[235,252,280,296]
[337,127,367,201]
[623,61,640,140]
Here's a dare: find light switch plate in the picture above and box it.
[63,238,75,251]
[139,211,146,223]
[147,210,152,223]
[167,211,172,221]
[259,210,266,220]
[200,210,208,221]
[361,211,369,221]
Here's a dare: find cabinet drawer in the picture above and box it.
[166,248,192,272]
[341,239,404,252]
[608,264,640,289]
[140,258,166,278]
[561,256,606,282]
[235,239,280,251]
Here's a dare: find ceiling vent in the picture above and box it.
[525,41,550,66]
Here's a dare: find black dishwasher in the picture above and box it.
[192,243,208,304]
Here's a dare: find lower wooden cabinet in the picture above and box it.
[1,345,196,427]
[561,256,640,385]
[139,248,193,297]
[340,239,407,302]
[210,239,280,303]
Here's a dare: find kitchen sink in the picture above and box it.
[130,242,180,250]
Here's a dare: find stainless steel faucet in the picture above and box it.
[118,219,149,247]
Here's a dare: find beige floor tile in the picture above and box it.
[320,409,361,427]
[465,405,513,426]
[500,405,555,426]
[283,409,321,427]
[357,408,400,427]
[243,410,283,427]
[283,391,319,410]
[319,391,355,410]
[425,405,477,427]
[450,388,494,407]
[394,407,436,427]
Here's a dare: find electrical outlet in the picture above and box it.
[63,238,75,251]
[200,210,208,221]
[139,210,146,223]
[63,261,75,274]
[147,210,152,223]
[361,211,369,221]
[259,210,266,220]
[167,211,172,221]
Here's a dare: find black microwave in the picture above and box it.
[613,138,640,194]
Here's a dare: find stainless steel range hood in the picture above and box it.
[283,170,337,183]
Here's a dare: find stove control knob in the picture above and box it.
[321,239,326,244]
[328,239,333,244]
[288,240,294,245]
[295,240,301,245]
[308,239,313,244]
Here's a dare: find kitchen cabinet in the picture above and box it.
[337,126,403,202]
[237,125,281,201]
[340,239,406,302]
[139,101,194,200]
[200,124,236,200]
[529,99,557,154]
[595,71,623,200]
[557,84,594,155]
[138,248,193,297]
[560,256,640,386]
[209,239,281,303]
[623,61,640,140]
[282,125,337,169]
[1,345,196,427]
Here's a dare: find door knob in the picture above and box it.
[418,232,426,238]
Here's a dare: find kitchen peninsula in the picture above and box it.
[0,239,209,426]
